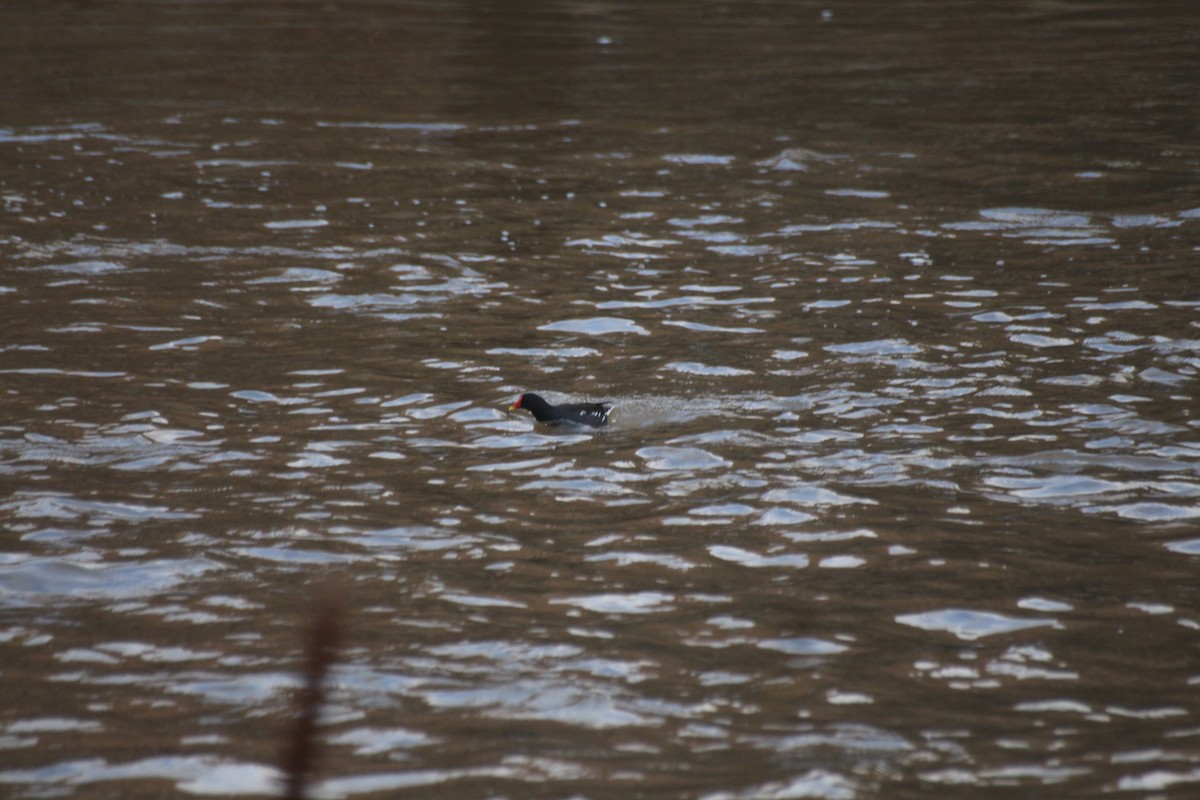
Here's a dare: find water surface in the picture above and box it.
[2,2,1199,798]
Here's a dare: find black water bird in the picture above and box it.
[508,392,612,428]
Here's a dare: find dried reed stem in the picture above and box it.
[280,587,345,800]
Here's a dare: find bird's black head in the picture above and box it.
[508,393,554,421]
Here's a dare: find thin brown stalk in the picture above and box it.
[280,587,345,800]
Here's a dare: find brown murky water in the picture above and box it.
[2,2,1199,798]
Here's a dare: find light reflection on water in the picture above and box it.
[3,2,1200,799]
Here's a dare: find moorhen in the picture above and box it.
[508,392,612,428]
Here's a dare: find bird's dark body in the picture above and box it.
[509,393,612,428]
